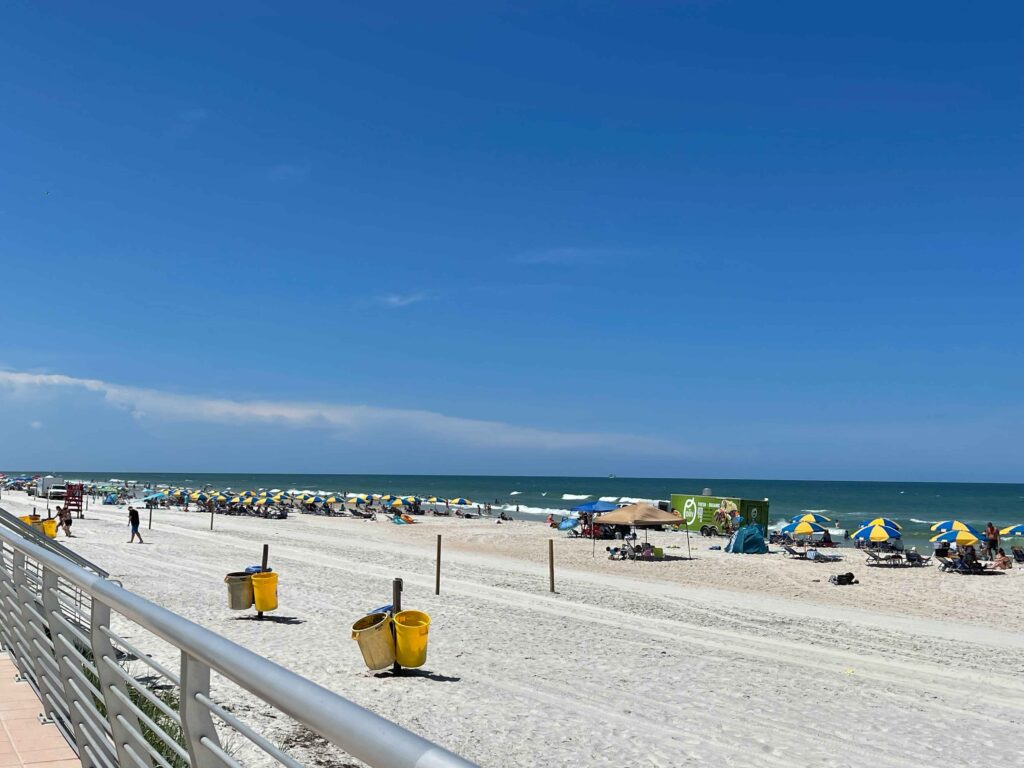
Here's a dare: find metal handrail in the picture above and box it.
[0,526,476,768]
[0,505,110,578]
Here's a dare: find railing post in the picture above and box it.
[90,601,146,768]
[9,551,38,685]
[181,652,223,768]
[42,568,99,768]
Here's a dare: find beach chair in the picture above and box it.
[905,551,931,567]
[865,551,894,567]
[807,549,843,563]
[935,556,959,573]
[783,546,807,560]
[1011,547,1024,567]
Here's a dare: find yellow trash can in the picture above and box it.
[351,613,396,670]
[393,610,430,668]
[41,519,59,539]
[18,515,35,525]
[251,572,278,612]
[224,573,254,610]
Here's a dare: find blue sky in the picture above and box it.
[1,2,1021,480]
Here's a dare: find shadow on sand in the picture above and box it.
[373,669,460,683]
[232,615,306,625]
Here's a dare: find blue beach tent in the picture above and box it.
[571,500,618,513]
[726,525,768,554]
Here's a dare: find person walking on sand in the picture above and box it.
[56,505,73,537]
[128,506,144,544]
[984,522,999,560]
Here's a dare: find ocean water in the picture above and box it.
[16,472,1024,549]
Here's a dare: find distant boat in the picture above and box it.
[608,474,616,478]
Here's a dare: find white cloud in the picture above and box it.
[0,370,672,454]
[29,420,43,430]
[378,293,427,308]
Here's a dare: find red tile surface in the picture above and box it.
[0,656,77,768]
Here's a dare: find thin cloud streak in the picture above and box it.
[378,293,427,308]
[0,370,674,454]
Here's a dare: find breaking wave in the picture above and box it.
[561,494,590,500]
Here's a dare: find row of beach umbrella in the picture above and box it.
[781,513,1024,545]
[142,488,475,507]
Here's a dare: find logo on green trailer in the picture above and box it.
[681,497,699,526]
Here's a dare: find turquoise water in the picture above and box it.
[13,471,1024,549]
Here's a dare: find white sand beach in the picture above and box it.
[4,491,1023,767]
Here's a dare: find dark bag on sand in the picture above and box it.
[829,572,858,586]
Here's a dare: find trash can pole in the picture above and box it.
[548,539,555,593]
[391,578,403,675]
[435,535,441,595]
[258,545,269,621]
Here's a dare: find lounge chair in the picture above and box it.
[865,551,902,567]
[783,545,807,560]
[905,551,931,567]
[806,549,843,563]
[1012,547,1024,567]
[936,556,959,573]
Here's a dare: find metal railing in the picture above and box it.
[0,505,110,578]
[0,525,476,768]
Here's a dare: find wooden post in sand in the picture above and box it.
[148,505,152,530]
[548,539,555,593]
[209,499,215,531]
[435,535,442,595]
[391,578,403,675]
[258,544,269,621]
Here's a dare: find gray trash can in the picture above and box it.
[224,572,254,610]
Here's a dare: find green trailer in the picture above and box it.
[668,493,770,536]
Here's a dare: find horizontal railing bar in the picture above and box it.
[115,713,177,768]
[122,741,160,768]
[62,661,115,739]
[99,625,181,686]
[199,735,243,768]
[56,643,104,696]
[47,607,94,651]
[101,655,182,726]
[2,524,476,768]
[196,691,305,768]
[70,698,120,763]
[108,685,191,763]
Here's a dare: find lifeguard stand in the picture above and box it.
[65,483,84,519]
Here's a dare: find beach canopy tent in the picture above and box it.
[572,500,618,513]
[594,503,681,527]
[726,525,768,554]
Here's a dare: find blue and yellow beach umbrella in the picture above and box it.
[1000,524,1024,537]
[852,524,901,542]
[426,497,440,503]
[401,496,419,503]
[859,517,901,530]
[780,521,827,536]
[448,497,472,506]
[930,529,979,546]
[930,520,980,536]
[791,513,831,525]
[390,499,407,508]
